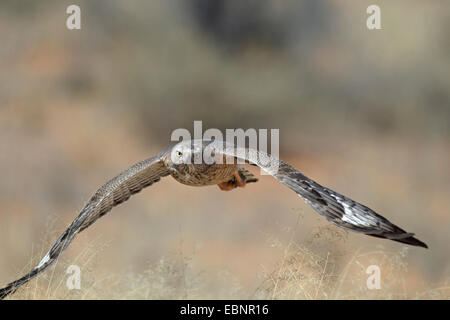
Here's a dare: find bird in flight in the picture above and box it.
[0,139,427,299]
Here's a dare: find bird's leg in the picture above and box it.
[218,172,246,191]
[217,182,236,191]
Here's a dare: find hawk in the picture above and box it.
[0,139,427,299]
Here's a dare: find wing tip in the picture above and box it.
[0,285,15,300]
[368,232,428,248]
[394,235,428,248]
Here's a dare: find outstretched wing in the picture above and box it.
[210,140,427,248]
[0,150,171,299]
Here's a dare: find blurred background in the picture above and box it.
[0,0,449,299]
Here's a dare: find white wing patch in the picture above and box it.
[35,252,50,269]
[341,201,376,227]
[341,202,357,224]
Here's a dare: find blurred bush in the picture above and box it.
[1,0,449,145]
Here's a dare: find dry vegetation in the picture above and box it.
[4,214,449,300]
[0,1,449,299]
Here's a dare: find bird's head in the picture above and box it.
[166,139,211,167]
[165,139,230,172]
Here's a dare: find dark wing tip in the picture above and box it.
[387,227,428,248]
[0,285,15,300]
[393,235,428,248]
[369,232,428,249]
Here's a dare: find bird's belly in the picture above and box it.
[170,164,238,186]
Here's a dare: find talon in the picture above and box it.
[234,172,245,188]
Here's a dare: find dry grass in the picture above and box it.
[254,243,450,300]
[0,0,448,301]
[4,214,448,300]
[251,218,450,300]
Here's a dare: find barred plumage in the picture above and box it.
[0,140,427,299]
